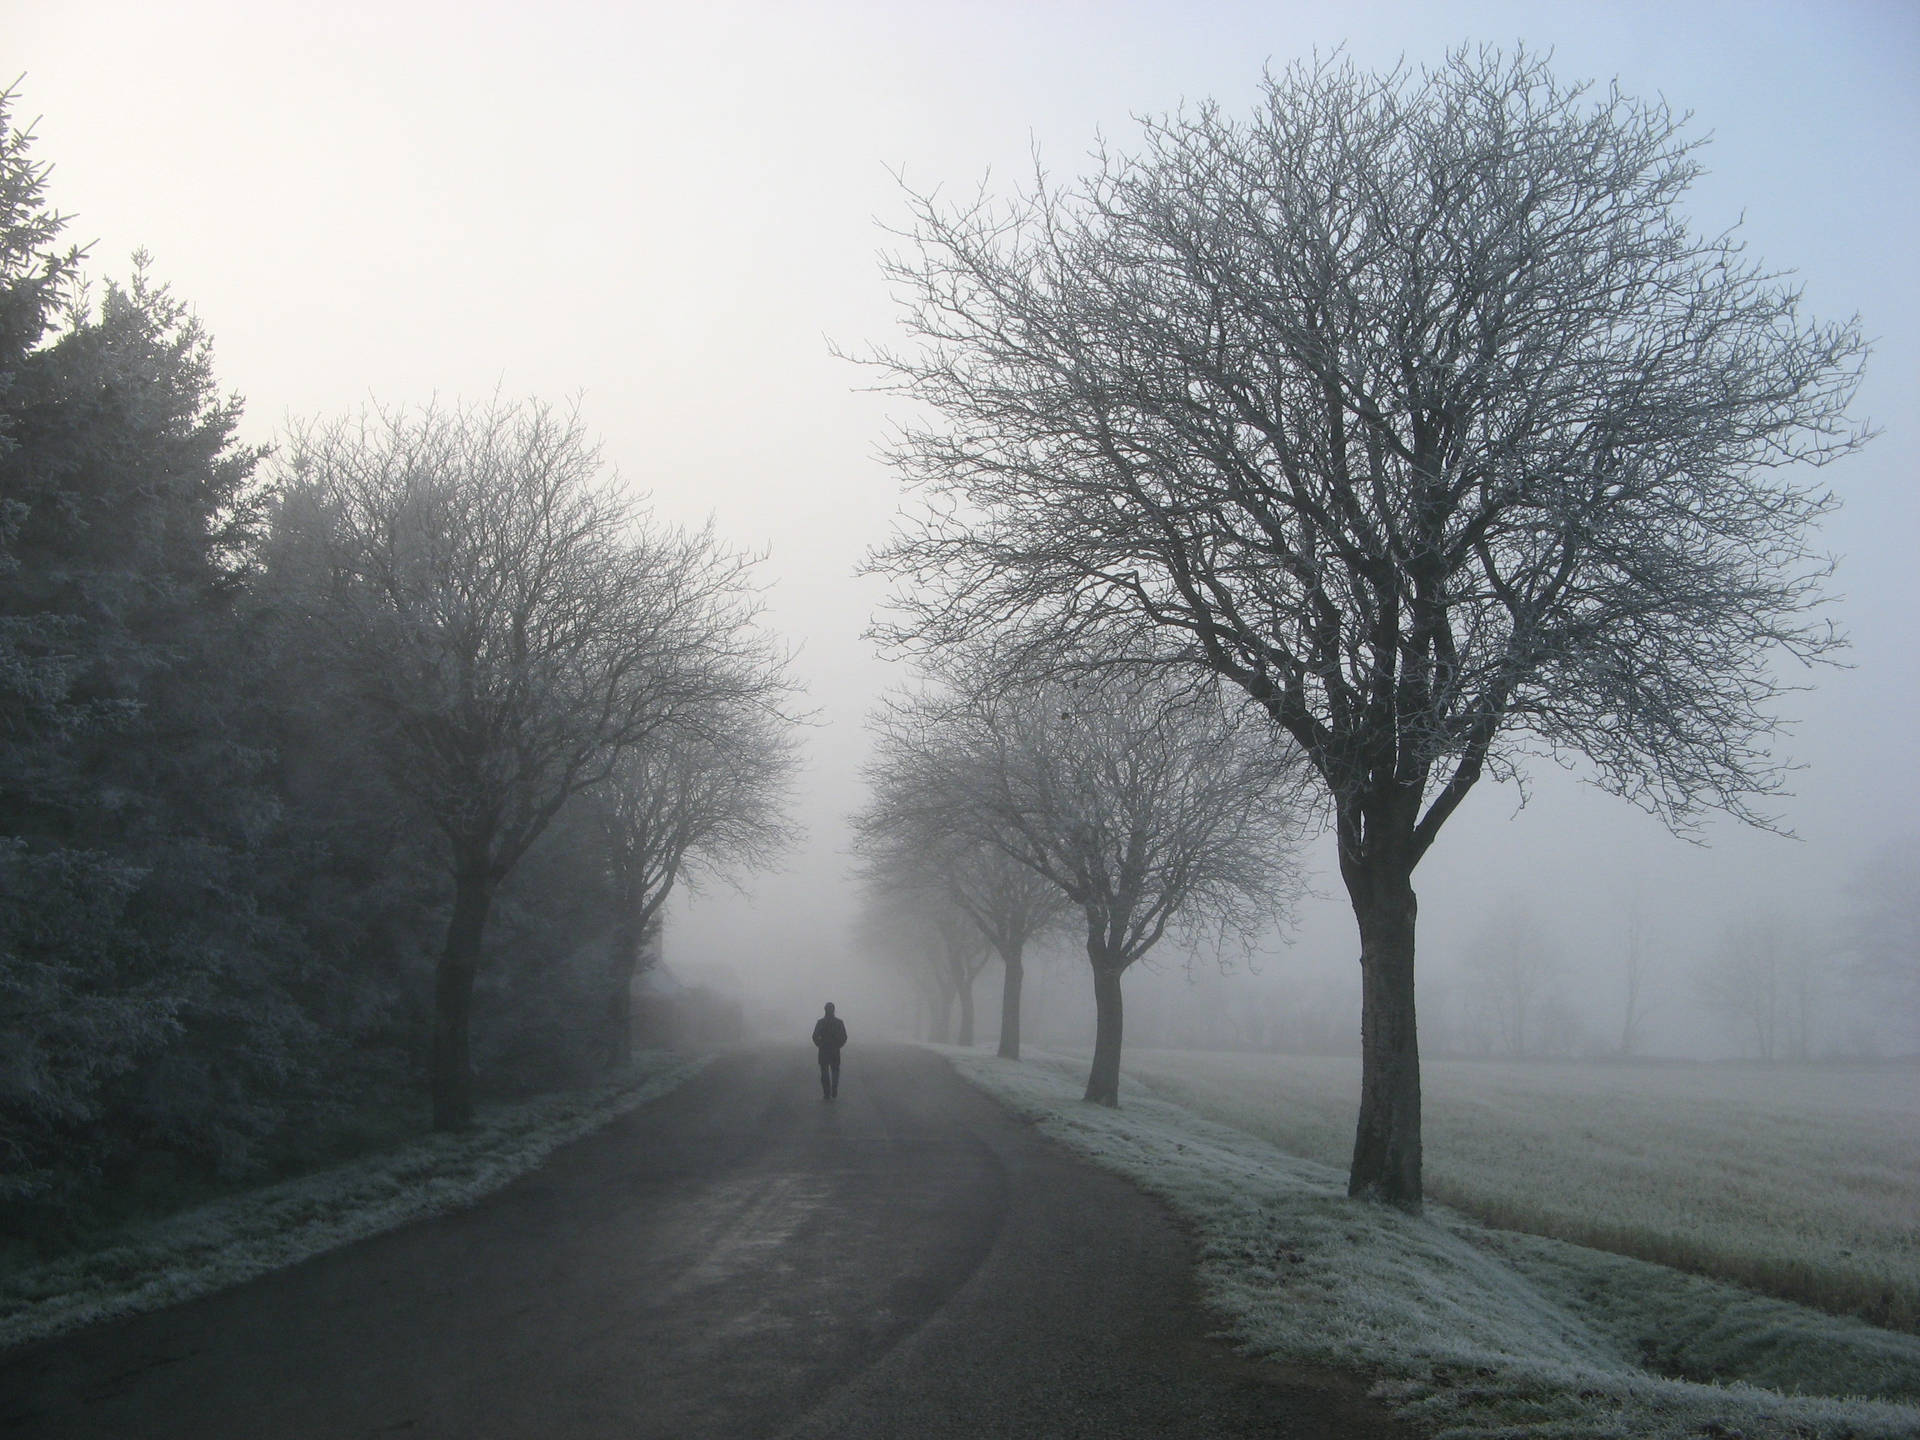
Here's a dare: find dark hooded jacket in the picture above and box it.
[812,1014,847,1054]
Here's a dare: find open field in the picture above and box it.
[1113,1051,1920,1332]
[946,1047,1920,1439]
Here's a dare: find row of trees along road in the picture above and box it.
[860,50,1871,1207]
[851,867,997,1050]
[270,403,797,1128]
[0,84,798,1223]
[854,657,1305,1103]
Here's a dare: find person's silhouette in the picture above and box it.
[811,1002,847,1099]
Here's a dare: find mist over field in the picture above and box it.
[7,18,1919,1439]
[12,4,1914,1078]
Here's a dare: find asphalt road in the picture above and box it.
[0,1044,1410,1438]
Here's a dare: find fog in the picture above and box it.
[19,0,1917,1060]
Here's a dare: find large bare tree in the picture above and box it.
[864,50,1870,1203]
[879,662,1304,1104]
[276,397,782,1127]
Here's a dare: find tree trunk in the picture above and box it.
[997,944,1024,1059]
[956,962,976,1047]
[1084,960,1124,1106]
[931,985,954,1044]
[431,869,495,1130]
[1345,862,1422,1208]
[605,912,642,1071]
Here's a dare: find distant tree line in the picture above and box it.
[0,89,797,1232]
[884,865,1915,1065]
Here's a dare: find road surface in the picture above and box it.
[1,1044,1410,1438]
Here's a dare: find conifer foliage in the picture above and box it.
[0,87,796,1221]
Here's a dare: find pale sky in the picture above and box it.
[13,0,1918,1051]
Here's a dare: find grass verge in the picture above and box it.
[1118,1049,1920,1333]
[942,1046,1920,1440]
[0,1050,708,1353]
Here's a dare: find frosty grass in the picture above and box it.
[1119,1049,1920,1333]
[941,1046,1920,1440]
[0,1051,708,1352]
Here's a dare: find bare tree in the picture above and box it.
[1616,887,1660,1058]
[1461,901,1560,1058]
[1695,915,1818,1062]
[275,397,783,1127]
[593,696,800,1067]
[879,661,1305,1104]
[851,865,992,1044]
[946,841,1065,1059]
[854,734,1067,1060]
[863,50,1870,1203]
[849,886,947,1038]
[1848,837,1920,1047]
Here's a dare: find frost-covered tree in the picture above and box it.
[591,695,799,1067]
[853,738,1066,1059]
[0,84,117,1199]
[877,659,1305,1104]
[274,398,785,1127]
[851,868,990,1045]
[0,83,313,1198]
[865,50,1871,1202]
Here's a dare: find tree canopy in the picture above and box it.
[272,397,795,1127]
[866,49,1871,1200]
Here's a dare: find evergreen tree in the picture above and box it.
[0,87,307,1205]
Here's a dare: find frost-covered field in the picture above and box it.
[0,1052,707,1352]
[943,1047,1920,1440]
[1112,1050,1920,1331]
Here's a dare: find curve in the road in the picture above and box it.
[1,1044,1411,1439]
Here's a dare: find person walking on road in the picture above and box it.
[812,1003,847,1099]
